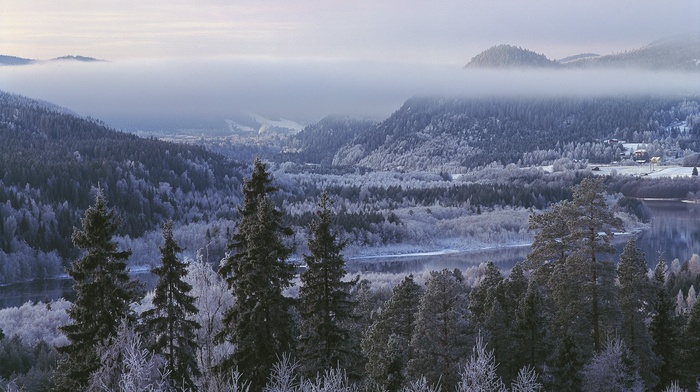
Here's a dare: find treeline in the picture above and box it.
[2,174,700,391]
[610,175,700,199]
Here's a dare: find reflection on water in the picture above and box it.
[1,199,698,309]
[634,200,700,267]
[347,246,530,275]
[0,272,157,310]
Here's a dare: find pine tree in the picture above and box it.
[362,275,422,391]
[650,255,682,388]
[469,261,504,325]
[54,188,143,391]
[514,280,551,376]
[408,269,471,390]
[216,159,295,390]
[298,192,357,378]
[531,177,622,356]
[617,238,658,388]
[564,177,623,354]
[143,221,201,391]
[681,299,700,388]
[549,332,585,392]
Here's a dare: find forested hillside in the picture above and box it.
[0,91,245,282]
[465,45,556,68]
[331,96,700,171]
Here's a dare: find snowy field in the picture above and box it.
[589,164,696,178]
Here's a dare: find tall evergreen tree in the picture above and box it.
[143,221,201,391]
[514,279,551,376]
[362,275,422,391]
[54,188,143,391]
[408,269,471,390]
[216,159,295,390]
[563,177,623,353]
[469,262,504,325]
[681,293,700,388]
[649,255,682,389]
[530,177,622,356]
[617,238,658,388]
[298,192,357,378]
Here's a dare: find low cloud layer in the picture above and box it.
[1,58,698,131]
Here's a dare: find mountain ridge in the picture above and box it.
[466,35,700,71]
[0,55,105,66]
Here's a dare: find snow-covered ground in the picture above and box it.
[590,164,696,178]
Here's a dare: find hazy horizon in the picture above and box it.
[2,1,699,131]
[1,58,698,132]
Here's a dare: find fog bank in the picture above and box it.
[1,58,698,131]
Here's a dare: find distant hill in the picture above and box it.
[568,35,700,71]
[0,55,35,66]
[466,35,700,71]
[557,53,600,64]
[50,55,104,63]
[0,90,245,275]
[284,116,375,165]
[0,55,105,66]
[465,45,556,68]
[330,96,700,171]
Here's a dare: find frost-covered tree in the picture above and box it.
[580,338,644,392]
[408,269,471,390]
[183,252,235,390]
[455,333,507,392]
[510,366,543,392]
[216,159,295,390]
[298,192,357,378]
[617,238,658,388]
[87,320,169,392]
[54,189,143,391]
[143,221,200,390]
[362,275,422,391]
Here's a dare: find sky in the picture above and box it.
[0,1,699,130]
[2,0,699,64]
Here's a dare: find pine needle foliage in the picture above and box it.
[298,192,357,378]
[216,159,295,390]
[143,220,201,390]
[54,188,143,391]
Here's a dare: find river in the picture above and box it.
[1,199,698,309]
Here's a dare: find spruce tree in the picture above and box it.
[408,269,471,390]
[143,221,201,391]
[298,192,357,378]
[682,300,700,389]
[649,255,682,388]
[54,188,143,391]
[216,159,295,390]
[362,275,422,391]
[617,238,658,388]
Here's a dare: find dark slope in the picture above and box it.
[333,96,700,171]
[0,91,245,261]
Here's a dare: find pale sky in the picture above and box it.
[2,0,699,64]
[1,1,699,129]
